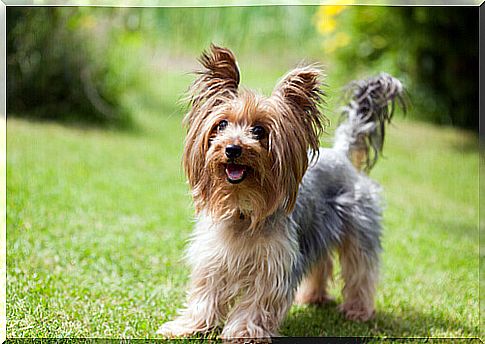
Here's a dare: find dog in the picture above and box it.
[157,44,405,341]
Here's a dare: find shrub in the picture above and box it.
[316,6,478,129]
[7,7,132,128]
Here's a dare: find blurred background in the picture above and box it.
[6,6,479,130]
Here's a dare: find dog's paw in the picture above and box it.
[338,302,375,322]
[156,317,205,338]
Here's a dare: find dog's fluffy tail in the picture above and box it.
[333,73,406,173]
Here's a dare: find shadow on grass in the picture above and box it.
[450,131,479,154]
[7,112,141,133]
[281,301,477,337]
[163,303,478,341]
[7,95,184,138]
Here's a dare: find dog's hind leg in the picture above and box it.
[338,232,379,322]
[294,254,334,305]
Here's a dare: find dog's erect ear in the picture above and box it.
[184,44,240,128]
[196,44,240,99]
[272,66,326,158]
[273,66,325,147]
[270,66,327,213]
[183,45,240,202]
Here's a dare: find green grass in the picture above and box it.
[6,67,479,339]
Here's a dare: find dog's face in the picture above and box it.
[183,45,326,228]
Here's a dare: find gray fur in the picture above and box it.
[290,148,382,287]
[288,73,405,288]
[334,73,406,172]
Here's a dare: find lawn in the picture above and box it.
[6,68,479,339]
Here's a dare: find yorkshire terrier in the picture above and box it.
[157,44,405,341]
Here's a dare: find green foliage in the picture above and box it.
[7,8,135,128]
[319,6,478,128]
[144,6,321,59]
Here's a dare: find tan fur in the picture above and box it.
[182,45,326,231]
[338,234,378,321]
[294,254,334,305]
[187,93,285,230]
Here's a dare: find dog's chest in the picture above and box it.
[186,214,299,284]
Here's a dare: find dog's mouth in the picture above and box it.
[225,163,247,184]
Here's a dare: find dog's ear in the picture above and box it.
[269,66,327,213]
[272,66,325,154]
[183,45,240,205]
[184,44,240,128]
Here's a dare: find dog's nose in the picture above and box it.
[225,144,242,159]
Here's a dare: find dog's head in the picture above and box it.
[183,44,327,228]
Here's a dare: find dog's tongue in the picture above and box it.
[226,164,245,181]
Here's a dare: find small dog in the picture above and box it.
[157,44,404,341]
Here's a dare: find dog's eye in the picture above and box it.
[218,120,228,132]
[251,125,266,140]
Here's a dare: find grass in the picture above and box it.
[6,67,479,339]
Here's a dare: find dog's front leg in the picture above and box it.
[157,267,229,338]
[220,275,293,342]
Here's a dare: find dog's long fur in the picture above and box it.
[157,44,404,341]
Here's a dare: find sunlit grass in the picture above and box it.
[6,67,478,338]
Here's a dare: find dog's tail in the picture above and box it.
[333,73,406,173]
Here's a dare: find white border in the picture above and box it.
[2,0,484,6]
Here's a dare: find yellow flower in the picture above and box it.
[315,1,352,35]
[322,6,346,17]
[318,17,337,34]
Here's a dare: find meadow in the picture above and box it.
[6,63,479,338]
